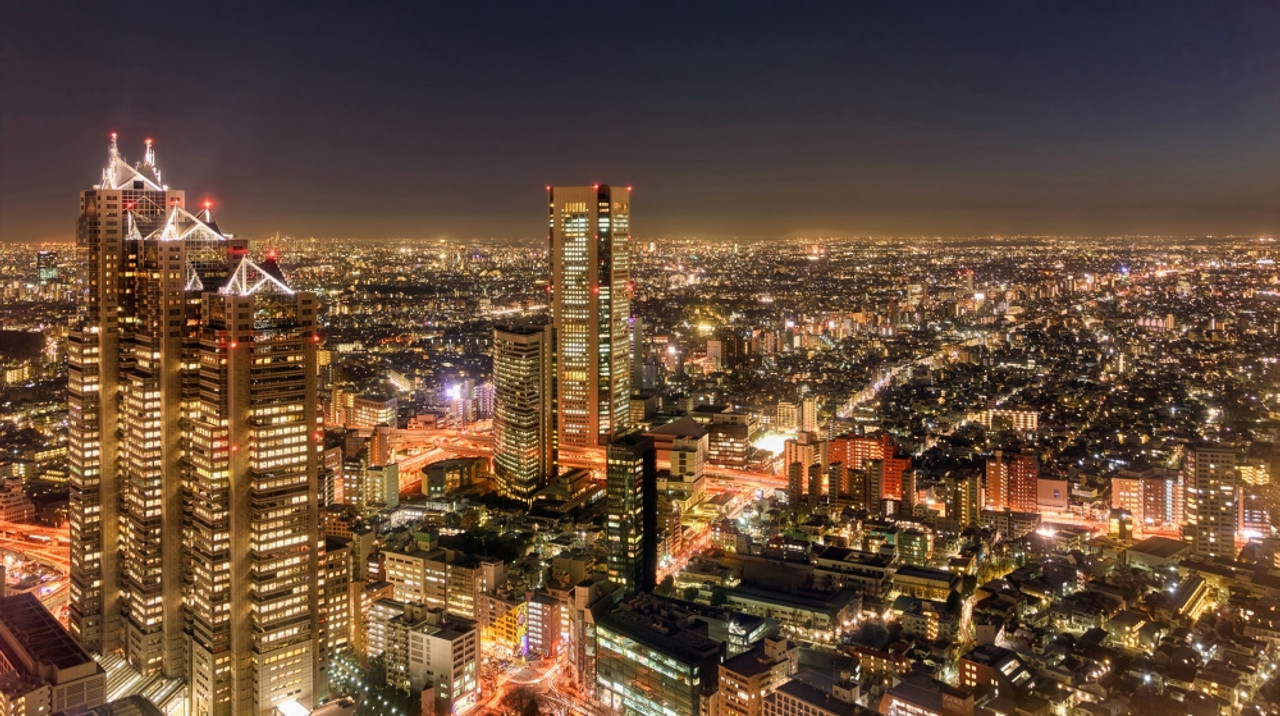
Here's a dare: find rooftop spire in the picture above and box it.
[96,133,163,191]
[197,200,220,234]
[143,138,161,185]
[102,133,120,188]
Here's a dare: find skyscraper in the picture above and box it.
[548,185,632,447]
[36,250,59,285]
[606,432,656,594]
[1185,444,1239,557]
[68,136,322,715]
[185,257,321,715]
[69,134,187,661]
[492,321,554,502]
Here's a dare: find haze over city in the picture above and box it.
[3,1,1279,243]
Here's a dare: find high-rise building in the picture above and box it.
[36,250,59,285]
[800,396,820,433]
[829,433,896,480]
[985,451,1008,511]
[369,423,392,468]
[984,451,1039,513]
[783,431,827,505]
[1185,444,1239,557]
[392,607,480,715]
[185,256,322,715]
[548,185,632,447]
[69,135,186,659]
[606,432,656,594]
[878,451,912,503]
[1007,454,1040,513]
[1111,473,1143,519]
[775,401,799,432]
[717,638,797,716]
[630,314,647,391]
[951,473,984,528]
[492,322,554,502]
[68,136,322,715]
[645,417,708,504]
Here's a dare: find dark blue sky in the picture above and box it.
[2,1,1277,241]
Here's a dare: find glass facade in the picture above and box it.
[549,185,632,448]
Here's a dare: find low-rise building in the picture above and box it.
[717,637,797,716]
[891,565,960,601]
[384,605,479,715]
[813,546,894,597]
[0,593,106,716]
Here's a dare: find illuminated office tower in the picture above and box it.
[36,250,59,285]
[118,202,246,679]
[629,314,646,392]
[69,136,322,714]
[68,134,188,661]
[492,322,554,502]
[606,432,656,594]
[1184,444,1240,557]
[548,185,632,447]
[186,256,321,715]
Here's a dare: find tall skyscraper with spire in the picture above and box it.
[547,184,632,448]
[69,133,187,662]
[69,136,322,715]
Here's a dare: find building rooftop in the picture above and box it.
[893,565,957,582]
[729,583,860,614]
[79,695,167,716]
[598,604,724,666]
[774,678,858,714]
[1128,535,1191,560]
[648,416,709,439]
[722,644,781,678]
[0,592,97,673]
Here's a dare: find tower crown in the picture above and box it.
[97,133,166,191]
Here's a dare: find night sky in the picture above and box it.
[2,1,1277,242]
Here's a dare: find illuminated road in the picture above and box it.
[0,520,72,624]
[0,520,71,572]
[381,427,790,491]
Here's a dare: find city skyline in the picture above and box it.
[0,137,1276,713]
[3,3,1280,243]
[1,3,1279,715]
